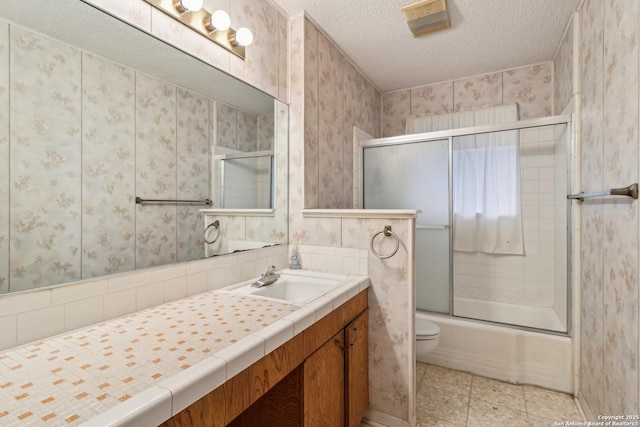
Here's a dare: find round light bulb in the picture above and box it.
[179,0,203,12]
[210,10,231,31]
[235,27,253,47]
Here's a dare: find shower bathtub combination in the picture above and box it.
[360,109,574,392]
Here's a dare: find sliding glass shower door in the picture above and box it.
[362,139,450,313]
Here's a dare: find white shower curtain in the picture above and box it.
[406,104,524,255]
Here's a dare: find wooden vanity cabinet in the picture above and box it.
[302,330,345,426]
[161,290,369,427]
[302,308,369,427]
[345,309,369,427]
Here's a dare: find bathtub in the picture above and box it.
[416,311,573,393]
[452,297,566,332]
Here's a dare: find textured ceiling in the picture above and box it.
[272,0,581,92]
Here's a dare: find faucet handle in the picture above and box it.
[265,265,276,276]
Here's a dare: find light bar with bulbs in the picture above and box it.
[142,0,253,59]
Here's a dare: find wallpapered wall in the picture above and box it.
[215,103,274,152]
[214,103,275,208]
[303,19,382,209]
[382,62,554,138]
[573,0,640,417]
[85,0,289,103]
[0,23,214,293]
[289,15,416,425]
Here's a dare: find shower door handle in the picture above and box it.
[417,225,450,229]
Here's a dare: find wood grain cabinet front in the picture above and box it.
[302,308,369,427]
[346,309,369,427]
[161,290,369,427]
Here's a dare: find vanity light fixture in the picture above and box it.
[175,0,203,13]
[143,0,253,59]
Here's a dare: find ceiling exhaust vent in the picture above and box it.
[402,0,450,38]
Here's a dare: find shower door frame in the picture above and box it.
[359,114,573,336]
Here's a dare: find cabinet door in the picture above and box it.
[345,309,369,427]
[303,330,345,427]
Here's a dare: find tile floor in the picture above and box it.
[363,363,582,427]
[415,362,581,426]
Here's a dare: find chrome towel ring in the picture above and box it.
[204,220,221,244]
[370,225,399,259]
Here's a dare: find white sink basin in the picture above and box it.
[230,274,341,303]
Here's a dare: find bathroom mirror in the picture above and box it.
[0,0,288,294]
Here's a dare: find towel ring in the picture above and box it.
[370,225,399,259]
[204,220,220,244]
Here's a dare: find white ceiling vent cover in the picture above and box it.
[402,0,451,38]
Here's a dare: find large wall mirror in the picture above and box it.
[0,0,289,294]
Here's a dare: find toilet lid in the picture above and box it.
[416,318,440,337]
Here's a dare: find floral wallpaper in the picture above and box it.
[554,16,575,114]
[212,102,277,210]
[503,64,553,119]
[303,18,382,209]
[318,33,345,209]
[0,22,8,294]
[381,63,554,138]
[9,26,82,292]
[257,113,274,151]
[343,218,415,423]
[215,102,259,152]
[1,21,268,292]
[229,0,281,100]
[454,72,503,111]
[289,15,413,425]
[601,0,638,415]
[82,52,136,278]
[85,0,288,103]
[304,21,320,209]
[579,0,640,418]
[135,74,178,269]
[215,103,238,150]
[176,88,210,263]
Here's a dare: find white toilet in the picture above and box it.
[416,316,440,362]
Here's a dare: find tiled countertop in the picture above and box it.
[0,271,369,426]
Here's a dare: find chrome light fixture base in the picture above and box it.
[143,0,246,59]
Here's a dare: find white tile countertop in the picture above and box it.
[0,270,369,426]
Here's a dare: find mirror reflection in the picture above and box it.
[0,0,287,294]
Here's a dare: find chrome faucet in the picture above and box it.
[251,265,280,288]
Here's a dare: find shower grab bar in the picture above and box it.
[567,183,638,202]
[417,225,450,229]
[370,225,400,259]
[136,197,213,205]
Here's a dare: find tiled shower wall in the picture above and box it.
[0,22,212,292]
[453,126,562,311]
[382,62,553,138]
[303,18,382,209]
